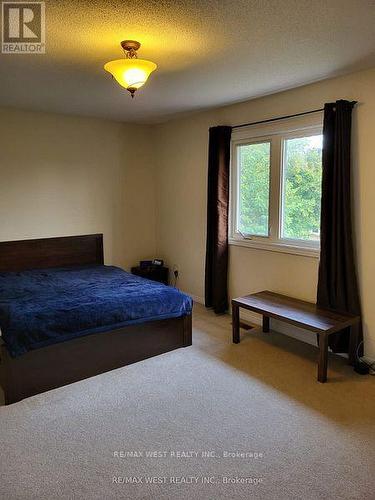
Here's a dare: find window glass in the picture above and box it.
[281,135,323,241]
[237,142,271,237]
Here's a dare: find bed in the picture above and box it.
[0,234,192,404]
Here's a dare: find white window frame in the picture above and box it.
[229,113,323,258]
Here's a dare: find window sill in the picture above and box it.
[228,237,320,258]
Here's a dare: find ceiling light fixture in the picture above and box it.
[104,40,157,98]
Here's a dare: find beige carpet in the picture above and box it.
[1,303,375,499]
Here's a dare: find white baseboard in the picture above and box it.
[181,291,205,305]
[234,308,375,362]
[228,305,317,344]
[182,289,375,363]
[363,339,375,364]
[183,292,317,348]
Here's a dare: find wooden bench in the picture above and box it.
[232,291,360,383]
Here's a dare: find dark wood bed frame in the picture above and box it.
[0,234,192,405]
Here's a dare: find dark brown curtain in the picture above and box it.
[317,100,362,358]
[205,126,232,314]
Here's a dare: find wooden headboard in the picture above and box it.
[0,234,104,272]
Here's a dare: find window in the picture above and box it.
[281,135,323,242]
[230,114,323,257]
[237,141,270,237]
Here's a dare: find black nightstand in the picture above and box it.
[131,265,169,285]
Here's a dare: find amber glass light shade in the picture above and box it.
[104,58,157,96]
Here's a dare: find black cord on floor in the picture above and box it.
[356,341,375,373]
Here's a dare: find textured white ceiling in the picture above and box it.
[1,0,374,123]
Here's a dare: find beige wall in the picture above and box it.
[0,107,156,269]
[1,68,374,358]
[154,67,375,358]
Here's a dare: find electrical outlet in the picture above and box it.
[172,264,179,280]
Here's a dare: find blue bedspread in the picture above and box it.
[0,265,192,357]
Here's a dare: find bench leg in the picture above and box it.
[318,333,328,383]
[263,316,270,333]
[232,304,240,344]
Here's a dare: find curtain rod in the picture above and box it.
[232,108,324,129]
[231,101,357,129]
